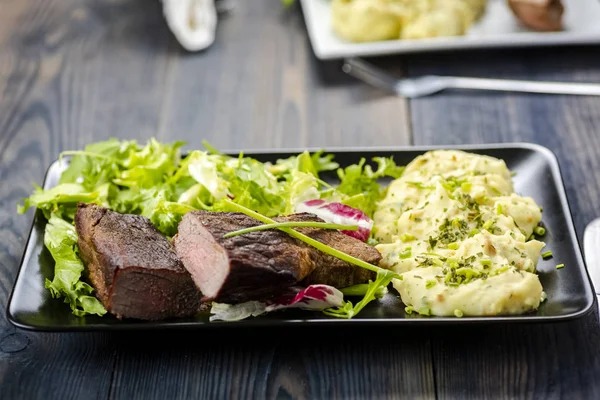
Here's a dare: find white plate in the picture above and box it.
[300,0,600,60]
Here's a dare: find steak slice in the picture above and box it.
[290,214,380,288]
[173,211,382,304]
[75,203,201,320]
[174,211,316,304]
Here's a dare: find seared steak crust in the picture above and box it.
[75,203,201,320]
[174,211,315,304]
[174,211,382,304]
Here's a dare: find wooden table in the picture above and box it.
[2,1,600,398]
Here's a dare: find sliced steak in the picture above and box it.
[173,211,382,304]
[174,211,316,304]
[289,214,380,288]
[75,203,201,320]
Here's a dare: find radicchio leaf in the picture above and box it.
[296,199,373,242]
[209,284,344,322]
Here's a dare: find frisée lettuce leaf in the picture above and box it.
[43,216,107,317]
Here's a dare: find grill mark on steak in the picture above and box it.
[75,203,201,320]
[173,211,382,304]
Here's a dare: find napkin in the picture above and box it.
[162,0,218,51]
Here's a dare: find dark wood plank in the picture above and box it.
[0,0,422,399]
[108,328,434,400]
[0,0,121,398]
[157,1,411,151]
[405,46,600,399]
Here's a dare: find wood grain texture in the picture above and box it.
[0,1,123,399]
[156,1,411,151]
[0,0,416,399]
[108,328,434,400]
[406,47,600,400]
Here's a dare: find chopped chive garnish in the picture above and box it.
[407,182,434,190]
[454,309,464,318]
[447,242,459,250]
[541,250,553,260]
[432,258,444,266]
[534,226,546,236]
[446,257,459,269]
[482,220,494,231]
[405,306,414,315]
[480,259,492,267]
[556,263,565,269]
[496,204,503,216]
[461,182,471,192]
[417,307,431,316]
[400,233,416,242]
[469,229,480,237]
[426,280,437,289]
[399,248,412,259]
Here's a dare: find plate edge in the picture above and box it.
[6,162,56,329]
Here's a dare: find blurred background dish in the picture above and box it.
[508,0,565,32]
[301,0,600,59]
[331,0,489,43]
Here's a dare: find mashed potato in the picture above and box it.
[331,0,487,42]
[373,150,546,317]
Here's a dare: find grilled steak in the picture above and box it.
[174,211,315,304]
[173,211,381,304]
[297,214,379,288]
[75,203,201,320]
[274,213,380,288]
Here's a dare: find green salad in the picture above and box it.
[18,138,403,318]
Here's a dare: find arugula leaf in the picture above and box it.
[110,188,144,215]
[268,150,339,179]
[224,178,285,217]
[336,157,404,217]
[311,150,340,174]
[213,154,287,217]
[43,216,106,317]
[323,269,397,319]
[138,187,197,237]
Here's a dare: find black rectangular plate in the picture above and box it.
[7,143,595,331]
